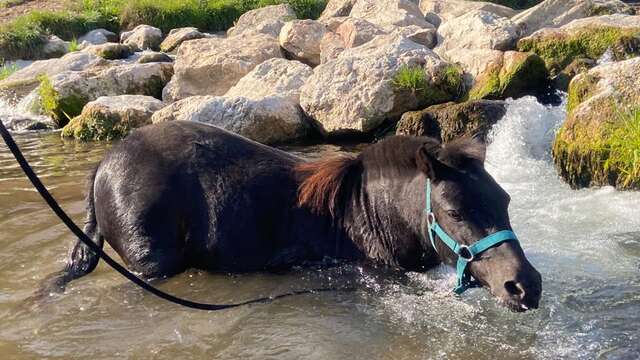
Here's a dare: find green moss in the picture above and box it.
[62,112,131,141]
[392,64,464,107]
[518,27,640,75]
[566,73,599,113]
[38,74,87,127]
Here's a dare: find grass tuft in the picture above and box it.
[604,108,640,187]
[0,61,19,80]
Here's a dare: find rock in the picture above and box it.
[279,20,327,66]
[61,95,164,140]
[419,0,518,28]
[227,4,297,37]
[300,34,462,135]
[319,32,347,63]
[435,10,522,53]
[83,43,133,60]
[121,25,163,51]
[518,14,640,75]
[42,35,69,59]
[36,62,173,126]
[468,51,549,100]
[391,25,437,49]
[512,0,634,37]
[319,0,357,20]
[151,95,311,144]
[162,33,283,102]
[78,29,118,46]
[396,100,507,142]
[0,52,105,103]
[137,52,173,64]
[225,58,313,103]
[2,115,55,132]
[160,27,205,53]
[552,57,640,189]
[335,18,385,48]
[552,57,596,91]
[350,0,435,30]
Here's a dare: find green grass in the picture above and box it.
[0,62,19,80]
[604,108,640,187]
[68,38,80,52]
[393,64,464,106]
[0,0,327,60]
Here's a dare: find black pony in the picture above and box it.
[42,121,541,311]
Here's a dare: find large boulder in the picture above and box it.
[137,52,173,64]
[396,100,507,142]
[36,62,173,126]
[350,0,435,30]
[553,57,640,190]
[227,4,297,37]
[163,33,282,102]
[225,58,313,103]
[419,0,518,28]
[160,27,206,53]
[435,10,522,53]
[512,0,633,37]
[61,95,164,140]
[518,14,640,75]
[300,34,463,135]
[78,29,118,47]
[335,18,386,48]
[319,0,357,20]
[121,25,163,51]
[151,95,311,144]
[279,20,327,66]
[0,52,105,103]
[41,36,70,59]
[467,50,549,100]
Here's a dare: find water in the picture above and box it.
[0,97,639,359]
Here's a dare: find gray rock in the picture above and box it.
[121,25,163,51]
[160,27,205,52]
[279,20,327,66]
[227,4,297,37]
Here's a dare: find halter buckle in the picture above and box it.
[457,245,474,262]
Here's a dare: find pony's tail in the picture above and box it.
[35,166,104,298]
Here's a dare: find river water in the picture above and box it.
[0,97,638,359]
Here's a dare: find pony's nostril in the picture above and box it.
[504,281,524,298]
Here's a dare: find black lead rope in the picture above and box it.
[0,119,350,311]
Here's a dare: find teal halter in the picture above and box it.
[424,179,519,294]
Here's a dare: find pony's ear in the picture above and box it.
[457,135,486,164]
[440,135,487,167]
[416,144,445,180]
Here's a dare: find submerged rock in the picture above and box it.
[227,4,297,37]
[121,25,163,51]
[512,0,633,37]
[300,34,462,135]
[163,33,283,102]
[279,20,327,66]
[553,57,640,190]
[36,62,173,126]
[61,95,164,140]
[160,27,205,53]
[152,95,311,144]
[396,100,507,142]
[518,14,640,75]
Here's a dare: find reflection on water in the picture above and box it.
[1,98,639,359]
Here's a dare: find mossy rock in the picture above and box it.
[86,43,133,60]
[468,51,549,101]
[518,26,640,76]
[61,95,164,141]
[393,64,466,110]
[552,57,596,92]
[552,57,640,190]
[396,100,507,142]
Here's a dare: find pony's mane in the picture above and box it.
[295,136,485,216]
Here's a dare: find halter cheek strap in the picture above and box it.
[424,179,519,294]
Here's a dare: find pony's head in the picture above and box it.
[296,136,541,312]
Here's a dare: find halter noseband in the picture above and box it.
[424,179,519,294]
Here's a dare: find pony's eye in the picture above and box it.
[447,210,462,221]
